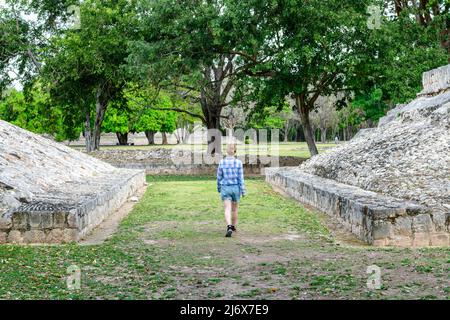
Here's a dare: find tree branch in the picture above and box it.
[149,106,206,122]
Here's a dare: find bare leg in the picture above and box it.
[224,200,232,226]
[231,202,238,227]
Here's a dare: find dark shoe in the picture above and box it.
[231,225,237,232]
[225,225,233,237]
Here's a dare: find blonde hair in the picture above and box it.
[226,143,237,156]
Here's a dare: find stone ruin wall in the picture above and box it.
[418,64,450,96]
[87,149,306,176]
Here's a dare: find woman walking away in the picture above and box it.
[217,143,246,237]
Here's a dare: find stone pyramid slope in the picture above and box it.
[301,88,450,213]
[0,120,145,243]
[267,64,450,247]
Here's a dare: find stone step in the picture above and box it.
[265,167,449,247]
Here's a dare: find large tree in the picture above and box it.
[38,0,140,151]
[224,0,373,155]
[0,0,79,92]
[387,0,450,59]
[354,1,449,107]
[127,0,276,155]
[0,85,82,141]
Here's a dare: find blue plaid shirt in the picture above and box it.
[217,156,246,195]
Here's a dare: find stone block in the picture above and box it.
[7,230,24,244]
[53,211,67,228]
[413,214,434,233]
[372,220,393,240]
[41,213,53,229]
[431,212,447,231]
[67,212,80,229]
[0,231,7,244]
[29,212,42,229]
[63,229,79,243]
[419,64,450,95]
[393,216,412,236]
[46,229,64,243]
[12,212,29,230]
[23,230,46,243]
[430,233,449,246]
[412,233,431,247]
[0,217,12,230]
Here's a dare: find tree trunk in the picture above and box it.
[199,59,234,157]
[295,95,319,156]
[201,94,222,156]
[162,132,168,145]
[284,121,289,142]
[347,126,353,140]
[84,110,94,153]
[145,131,156,145]
[321,127,327,143]
[205,119,222,156]
[91,85,108,151]
[253,130,258,144]
[116,132,128,145]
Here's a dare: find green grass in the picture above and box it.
[0,176,448,300]
[72,142,338,158]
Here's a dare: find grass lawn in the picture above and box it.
[72,142,338,158]
[0,176,448,300]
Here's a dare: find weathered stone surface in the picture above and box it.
[266,168,428,245]
[23,230,46,243]
[267,64,450,247]
[7,230,23,244]
[430,233,449,246]
[63,229,79,243]
[0,216,11,230]
[393,216,413,237]
[53,211,67,229]
[372,221,393,240]
[0,231,6,244]
[12,212,29,230]
[300,96,450,214]
[46,229,63,243]
[0,120,146,244]
[418,64,450,96]
[412,214,435,233]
